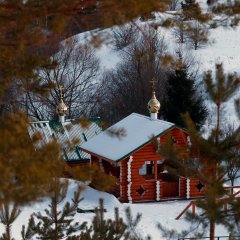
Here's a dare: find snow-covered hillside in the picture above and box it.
[5,180,231,239]
[75,0,240,127]
[2,1,240,239]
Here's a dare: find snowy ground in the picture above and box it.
[2,1,240,239]
[76,10,240,237]
[4,180,234,240]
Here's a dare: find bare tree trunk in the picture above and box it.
[0,203,21,240]
[6,223,11,240]
[53,196,58,240]
[194,41,198,50]
[216,102,220,143]
[230,178,234,195]
[210,218,215,240]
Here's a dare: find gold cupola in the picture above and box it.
[148,91,160,113]
[56,98,68,116]
[148,78,160,120]
[56,85,67,123]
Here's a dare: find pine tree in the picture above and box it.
[0,0,169,114]
[0,111,67,239]
[223,124,240,194]
[0,112,65,204]
[162,63,208,130]
[0,203,21,240]
[0,1,170,237]
[196,63,240,239]
[21,216,36,240]
[1,2,159,237]
[0,0,175,191]
[80,199,127,240]
[29,179,85,240]
[186,20,209,50]
[159,63,240,239]
[79,199,148,240]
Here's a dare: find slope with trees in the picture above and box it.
[159,64,240,239]
[23,37,100,121]
[0,1,172,238]
[95,26,170,124]
[0,0,240,239]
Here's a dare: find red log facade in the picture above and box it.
[90,127,205,203]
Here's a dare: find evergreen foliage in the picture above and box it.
[88,164,117,192]
[0,112,64,205]
[21,216,36,240]
[186,20,209,50]
[0,1,161,237]
[162,64,208,130]
[26,179,86,240]
[0,1,240,239]
[0,203,21,240]
[223,124,240,194]
[159,64,240,239]
[24,196,148,240]
[0,0,168,114]
[79,199,149,240]
[0,1,170,237]
[80,199,127,240]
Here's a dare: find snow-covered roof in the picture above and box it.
[29,118,102,161]
[80,113,175,162]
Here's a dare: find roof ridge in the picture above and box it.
[130,113,174,126]
[31,120,50,124]
[81,113,177,162]
[31,117,101,124]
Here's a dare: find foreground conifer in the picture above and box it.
[23,179,86,240]
[159,64,240,239]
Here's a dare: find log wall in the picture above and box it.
[90,127,205,203]
[189,178,205,198]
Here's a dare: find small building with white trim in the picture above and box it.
[80,90,205,203]
[80,113,205,203]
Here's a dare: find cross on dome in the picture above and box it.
[147,78,160,117]
[56,85,68,120]
[59,85,64,100]
[150,78,157,92]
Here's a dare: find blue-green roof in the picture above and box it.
[29,118,102,161]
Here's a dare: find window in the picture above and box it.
[139,160,166,177]
[157,160,165,173]
[139,161,154,176]
[139,162,147,175]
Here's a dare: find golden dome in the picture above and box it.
[56,99,68,116]
[148,91,160,113]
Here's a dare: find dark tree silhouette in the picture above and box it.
[162,63,208,130]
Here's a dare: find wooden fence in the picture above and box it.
[176,186,240,220]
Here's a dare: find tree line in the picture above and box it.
[0,0,240,239]
[17,20,208,130]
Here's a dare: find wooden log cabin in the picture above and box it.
[80,90,205,203]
